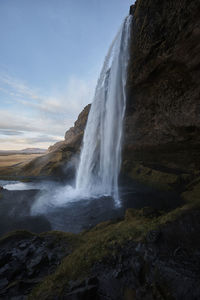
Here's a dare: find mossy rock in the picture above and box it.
[181,177,200,205]
[123,162,191,190]
[0,230,35,245]
[29,210,160,299]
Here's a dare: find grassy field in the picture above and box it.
[0,154,43,168]
[0,153,43,177]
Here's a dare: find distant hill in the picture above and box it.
[0,148,47,155]
[20,148,47,154]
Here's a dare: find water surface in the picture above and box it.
[0,180,182,236]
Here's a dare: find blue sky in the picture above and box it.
[0,0,133,150]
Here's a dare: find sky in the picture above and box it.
[0,0,133,150]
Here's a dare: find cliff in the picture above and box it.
[20,104,91,178]
[122,0,200,188]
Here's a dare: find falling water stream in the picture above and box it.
[76,16,132,205]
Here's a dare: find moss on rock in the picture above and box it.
[181,177,200,205]
[28,210,162,299]
[123,163,182,190]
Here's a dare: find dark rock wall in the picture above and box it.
[123,0,200,172]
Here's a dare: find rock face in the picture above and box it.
[48,104,91,153]
[123,0,200,181]
[0,231,76,299]
[21,104,91,178]
[87,211,200,300]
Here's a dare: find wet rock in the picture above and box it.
[18,241,29,250]
[0,231,73,299]
[146,230,161,243]
[66,277,99,300]
[66,285,98,300]
[129,4,135,16]
[0,278,8,289]
[141,207,161,218]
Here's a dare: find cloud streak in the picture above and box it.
[0,73,96,150]
[0,131,62,150]
[0,130,23,136]
[0,73,95,116]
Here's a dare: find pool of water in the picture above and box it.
[0,180,182,236]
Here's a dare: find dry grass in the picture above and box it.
[0,153,44,177]
[0,154,43,168]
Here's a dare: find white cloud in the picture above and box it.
[0,73,96,150]
[0,130,62,150]
[0,73,40,100]
[0,109,69,136]
[0,73,95,115]
[15,76,95,116]
[0,130,23,136]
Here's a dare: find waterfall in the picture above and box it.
[31,16,132,217]
[76,16,132,205]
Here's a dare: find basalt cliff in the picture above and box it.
[123,0,200,190]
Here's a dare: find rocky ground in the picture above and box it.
[0,231,76,299]
[0,203,200,299]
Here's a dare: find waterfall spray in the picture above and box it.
[31,16,132,218]
[76,16,132,205]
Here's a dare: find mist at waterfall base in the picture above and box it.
[32,16,133,216]
[0,16,182,235]
[0,178,182,235]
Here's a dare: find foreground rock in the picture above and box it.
[0,204,200,299]
[0,231,79,299]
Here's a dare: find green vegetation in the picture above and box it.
[123,163,192,190]
[182,177,200,206]
[29,210,159,299]
[0,230,35,245]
